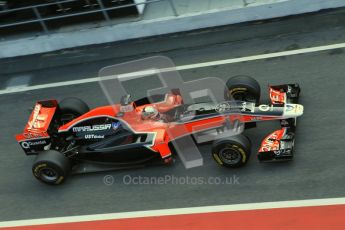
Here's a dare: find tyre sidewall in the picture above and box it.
[32,162,66,185]
[212,135,251,168]
[32,150,71,185]
[225,75,261,103]
[59,97,89,117]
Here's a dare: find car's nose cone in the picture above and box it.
[284,104,304,117]
[296,104,304,116]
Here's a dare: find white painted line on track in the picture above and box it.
[0,42,344,96]
[5,75,31,90]
[0,197,344,228]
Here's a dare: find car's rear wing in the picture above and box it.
[15,100,58,155]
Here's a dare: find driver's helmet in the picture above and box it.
[142,106,160,120]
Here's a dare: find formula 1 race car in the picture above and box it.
[15,76,303,185]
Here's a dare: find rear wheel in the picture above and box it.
[212,135,251,168]
[225,75,261,103]
[59,97,89,123]
[32,150,71,185]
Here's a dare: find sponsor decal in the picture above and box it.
[120,105,134,112]
[274,148,291,156]
[241,102,255,113]
[112,121,121,130]
[72,124,111,132]
[21,140,47,149]
[33,163,47,175]
[229,88,247,94]
[286,104,295,111]
[85,134,105,139]
[241,102,246,112]
[260,132,279,152]
[274,150,281,155]
[27,104,42,129]
[216,101,256,113]
[215,102,231,113]
[250,116,262,121]
[258,104,270,112]
[21,142,30,149]
[23,132,45,139]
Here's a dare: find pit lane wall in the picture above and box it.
[1,0,345,59]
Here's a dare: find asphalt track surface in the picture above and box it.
[0,10,345,222]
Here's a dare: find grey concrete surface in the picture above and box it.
[0,12,344,222]
[143,0,245,20]
[1,8,345,75]
[1,0,345,58]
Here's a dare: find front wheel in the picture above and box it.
[225,75,261,103]
[32,150,71,185]
[212,135,251,168]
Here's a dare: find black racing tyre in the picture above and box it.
[212,134,251,168]
[59,97,89,123]
[225,75,261,103]
[32,150,71,185]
